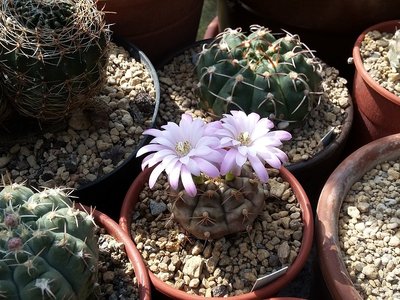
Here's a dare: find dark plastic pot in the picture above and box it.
[119,166,314,300]
[73,37,160,220]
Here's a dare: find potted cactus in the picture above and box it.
[350,20,400,149]
[157,25,352,205]
[0,0,110,122]
[0,182,151,299]
[119,110,314,299]
[0,0,160,219]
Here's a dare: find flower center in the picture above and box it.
[238,131,251,145]
[175,140,192,156]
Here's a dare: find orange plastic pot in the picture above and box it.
[351,20,400,148]
[316,133,400,299]
[119,166,314,300]
[76,204,152,300]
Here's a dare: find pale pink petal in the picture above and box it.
[181,166,197,197]
[248,155,269,182]
[220,148,237,175]
[136,143,167,158]
[186,159,201,176]
[168,161,181,190]
[148,163,166,188]
[235,152,247,167]
[192,157,220,177]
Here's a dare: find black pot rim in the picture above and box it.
[77,35,161,192]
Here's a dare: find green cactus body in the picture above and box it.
[171,165,265,240]
[0,0,110,122]
[196,25,323,128]
[0,184,98,300]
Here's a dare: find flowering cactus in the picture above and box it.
[195,25,322,128]
[0,183,98,299]
[137,111,291,240]
[0,0,110,122]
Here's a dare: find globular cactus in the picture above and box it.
[388,29,400,71]
[170,164,265,240]
[196,25,323,128]
[0,183,98,300]
[0,0,110,122]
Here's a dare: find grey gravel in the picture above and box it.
[96,228,139,300]
[339,160,400,300]
[360,30,400,97]
[0,42,156,189]
[130,170,303,297]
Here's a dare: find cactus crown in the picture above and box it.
[0,181,98,300]
[0,0,110,122]
[195,25,323,129]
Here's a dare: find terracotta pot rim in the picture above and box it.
[77,204,152,300]
[316,133,400,299]
[352,19,400,106]
[120,166,314,299]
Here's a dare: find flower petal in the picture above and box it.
[181,166,197,197]
[248,155,269,182]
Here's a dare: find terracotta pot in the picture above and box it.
[76,204,152,300]
[119,166,314,299]
[351,20,400,149]
[97,0,204,65]
[217,0,400,82]
[315,133,400,299]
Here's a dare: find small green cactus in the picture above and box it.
[171,164,265,240]
[0,0,110,122]
[0,183,98,300]
[196,25,323,128]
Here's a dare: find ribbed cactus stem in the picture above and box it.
[196,25,323,129]
[0,183,99,300]
[170,164,266,240]
[0,0,110,122]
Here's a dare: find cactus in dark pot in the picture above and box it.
[0,0,110,122]
[196,25,323,128]
[0,183,98,299]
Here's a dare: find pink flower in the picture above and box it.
[137,114,224,196]
[216,110,292,182]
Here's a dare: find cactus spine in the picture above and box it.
[170,164,265,240]
[0,183,98,300]
[0,0,110,122]
[196,25,323,128]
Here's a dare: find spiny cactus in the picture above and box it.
[388,29,400,71]
[196,25,323,128]
[0,183,98,300]
[0,0,110,122]
[170,164,265,240]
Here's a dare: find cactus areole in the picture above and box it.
[0,183,99,299]
[0,0,110,122]
[196,25,323,128]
